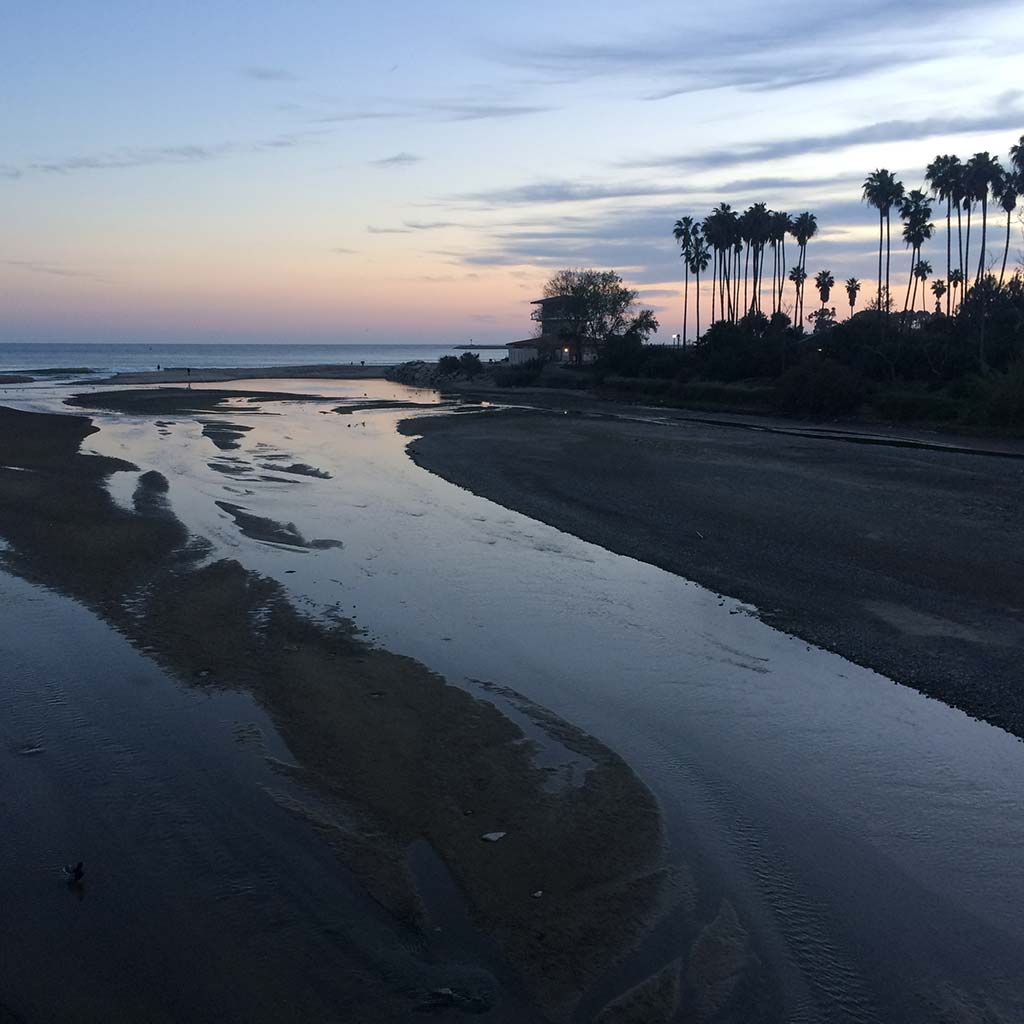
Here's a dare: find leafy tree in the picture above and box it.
[539,268,657,366]
[438,355,460,374]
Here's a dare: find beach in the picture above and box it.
[2,377,1024,1023]
[403,403,1024,739]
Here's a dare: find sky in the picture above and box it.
[2,0,1023,345]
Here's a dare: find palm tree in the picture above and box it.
[689,237,711,341]
[791,212,818,326]
[814,270,835,309]
[965,152,1004,283]
[672,216,696,345]
[768,211,791,314]
[912,259,932,312]
[862,169,905,316]
[899,189,934,315]
[948,268,965,312]
[788,266,807,327]
[926,154,961,315]
[845,277,860,319]
[931,278,946,314]
[993,172,1019,285]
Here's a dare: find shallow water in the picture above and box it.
[4,378,1024,1021]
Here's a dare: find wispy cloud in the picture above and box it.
[500,0,1012,96]
[403,219,461,230]
[5,132,324,177]
[330,246,358,254]
[242,66,297,82]
[447,180,685,208]
[370,151,422,167]
[319,99,552,124]
[626,100,1024,173]
[366,225,413,234]
[1,259,110,282]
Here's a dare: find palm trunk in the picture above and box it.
[1000,210,1012,285]
[695,269,701,340]
[964,204,972,295]
[743,244,750,315]
[712,250,720,323]
[956,203,964,308]
[944,198,951,315]
[877,212,884,311]
[682,266,689,347]
[976,197,988,284]
[903,249,916,315]
[885,212,892,317]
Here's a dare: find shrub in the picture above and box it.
[492,359,543,387]
[438,355,460,374]
[458,352,483,379]
[967,359,1024,427]
[868,386,959,422]
[777,354,865,417]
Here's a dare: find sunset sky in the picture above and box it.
[3,0,1023,345]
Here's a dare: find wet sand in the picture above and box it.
[97,364,391,385]
[0,403,683,1021]
[402,408,1024,739]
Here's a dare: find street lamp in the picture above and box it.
[671,333,680,347]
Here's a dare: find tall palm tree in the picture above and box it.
[814,269,835,309]
[788,265,807,328]
[912,259,932,312]
[689,237,711,342]
[926,154,961,315]
[899,189,934,315]
[993,173,1019,285]
[768,211,791,314]
[791,212,818,327]
[965,152,1004,283]
[862,170,905,315]
[930,278,946,314]
[672,216,696,345]
[845,277,860,319]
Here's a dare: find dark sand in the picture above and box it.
[0,404,703,1021]
[402,408,1024,739]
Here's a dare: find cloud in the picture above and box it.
[625,100,1024,173]
[500,0,1013,97]
[242,66,297,82]
[319,99,552,124]
[366,225,413,234]
[371,151,422,167]
[330,247,358,254]
[5,132,323,177]
[403,220,461,230]
[1,259,110,282]
[447,180,686,208]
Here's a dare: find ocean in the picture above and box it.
[0,342,505,377]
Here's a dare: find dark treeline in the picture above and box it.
[651,133,1024,425]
